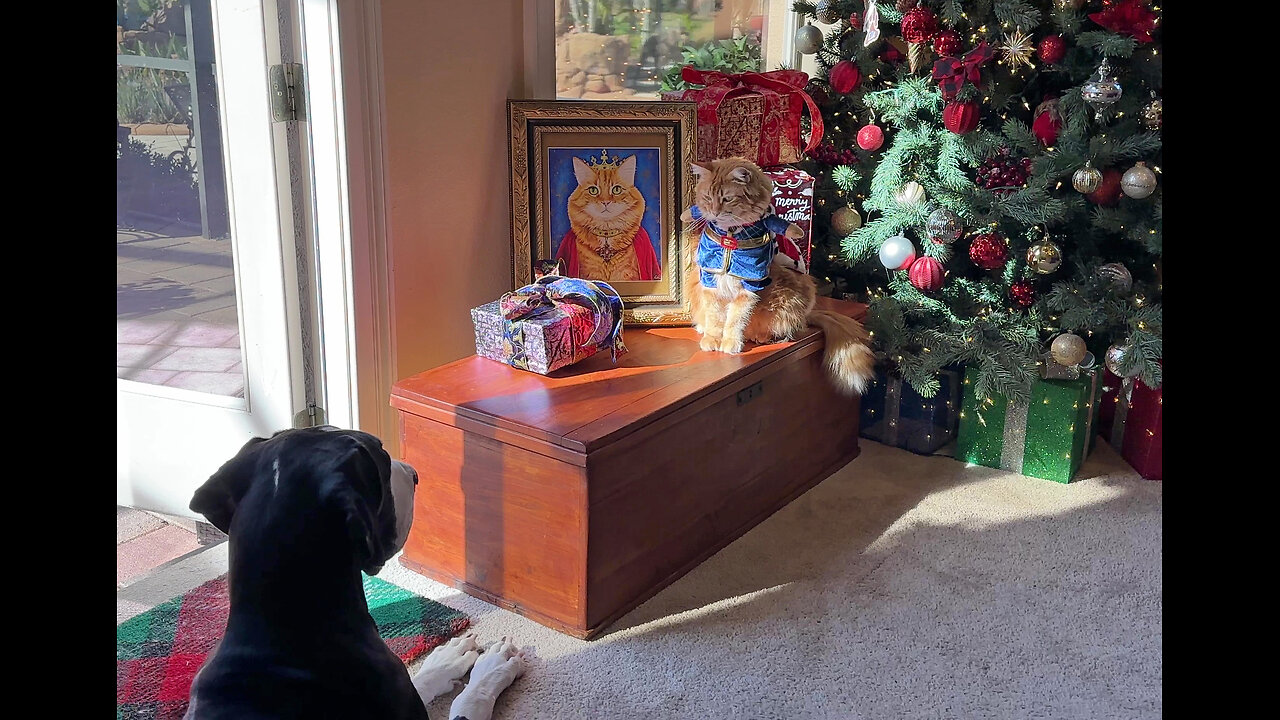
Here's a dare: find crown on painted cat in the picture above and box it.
[584,149,625,170]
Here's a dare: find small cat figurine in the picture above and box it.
[682,157,875,395]
[555,152,661,282]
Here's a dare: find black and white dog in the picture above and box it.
[185,426,526,720]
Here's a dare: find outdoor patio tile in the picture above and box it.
[186,305,239,326]
[152,346,242,372]
[171,292,237,317]
[159,320,241,348]
[118,234,193,250]
[117,343,180,369]
[155,262,235,285]
[164,371,246,397]
[117,366,181,384]
[221,333,242,348]
[117,257,195,275]
[117,319,178,344]
[117,278,207,317]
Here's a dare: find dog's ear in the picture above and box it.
[323,434,395,574]
[190,436,268,533]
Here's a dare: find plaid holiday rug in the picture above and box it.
[116,573,470,720]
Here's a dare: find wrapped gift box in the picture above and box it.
[955,368,1101,483]
[1097,370,1162,481]
[764,166,815,274]
[472,300,606,375]
[662,67,823,167]
[860,365,961,455]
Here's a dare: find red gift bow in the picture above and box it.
[931,41,993,101]
[679,66,825,156]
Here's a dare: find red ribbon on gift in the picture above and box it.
[678,66,825,162]
[931,41,993,101]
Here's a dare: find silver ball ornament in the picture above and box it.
[926,207,963,244]
[795,24,824,55]
[1072,162,1103,194]
[1050,333,1088,367]
[1026,239,1063,274]
[1105,341,1141,379]
[878,235,917,271]
[831,205,863,236]
[1096,262,1133,293]
[814,0,840,24]
[1120,162,1157,199]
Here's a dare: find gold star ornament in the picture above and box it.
[998,27,1036,73]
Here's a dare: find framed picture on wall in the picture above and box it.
[507,100,697,326]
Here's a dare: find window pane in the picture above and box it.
[556,0,775,100]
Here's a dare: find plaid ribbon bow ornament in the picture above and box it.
[931,41,993,101]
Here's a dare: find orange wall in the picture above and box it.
[378,0,525,451]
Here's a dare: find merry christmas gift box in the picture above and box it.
[471,276,627,375]
[661,67,823,167]
[1096,370,1162,481]
[860,365,962,455]
[955,368,1102,484]
[764,166,815,273]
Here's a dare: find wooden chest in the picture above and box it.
[391,299,865,639]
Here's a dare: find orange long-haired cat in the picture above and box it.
[681,157,875,394]
[554,152,661,282]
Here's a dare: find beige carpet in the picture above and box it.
[117,440,1162,719]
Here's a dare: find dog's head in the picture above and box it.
[189,426,418,575]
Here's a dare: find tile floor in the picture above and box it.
[117,222,244,397]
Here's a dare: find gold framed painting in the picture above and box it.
[508,100,697,325]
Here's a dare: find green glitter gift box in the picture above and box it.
[955,367,1102,484]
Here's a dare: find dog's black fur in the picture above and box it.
[185,427,427,720]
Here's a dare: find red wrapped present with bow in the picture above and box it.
[662,67,824,166]
[1096,367,1162,481]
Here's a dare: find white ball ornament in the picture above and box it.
[895,181,926,206]
[1120,162,1157,199]
[878,235,918,271]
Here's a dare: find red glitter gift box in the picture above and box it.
[1097,369,1162,481]
[662,67,823,167]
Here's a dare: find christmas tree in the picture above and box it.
[793,0,1162,402]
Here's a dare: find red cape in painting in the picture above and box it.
[554,227,661,281]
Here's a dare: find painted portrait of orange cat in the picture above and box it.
[554,153,661,282]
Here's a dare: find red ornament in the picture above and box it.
[975,148,1031,197]
[1089,0,1159,44]
[908,256,945,292]
[829,61,862,94]
[1032,97,1062,147]
[848,12,862,30]
[933,30,962,57]
[857,124,885,151]
[1037,35,1067,64]
[900,6,939,44]
[1009,280,1037,308]
[943,100,981,134]
[1086,168,1124,206]
[969,232,1008,270]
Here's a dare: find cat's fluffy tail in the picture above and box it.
[806,310,876,396]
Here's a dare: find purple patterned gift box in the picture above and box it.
[470,300,604,375]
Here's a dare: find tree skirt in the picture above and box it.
[116,573,470,719]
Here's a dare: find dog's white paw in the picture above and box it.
[448,637,529,720]
[412,632,480,701]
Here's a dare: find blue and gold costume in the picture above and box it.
[691,205,792,292]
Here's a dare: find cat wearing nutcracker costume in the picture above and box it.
[681,157,875,394]
[555,150,661,282]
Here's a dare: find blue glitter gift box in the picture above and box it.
[859,365,962,455]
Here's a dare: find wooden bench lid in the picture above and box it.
[391,297,866,462]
